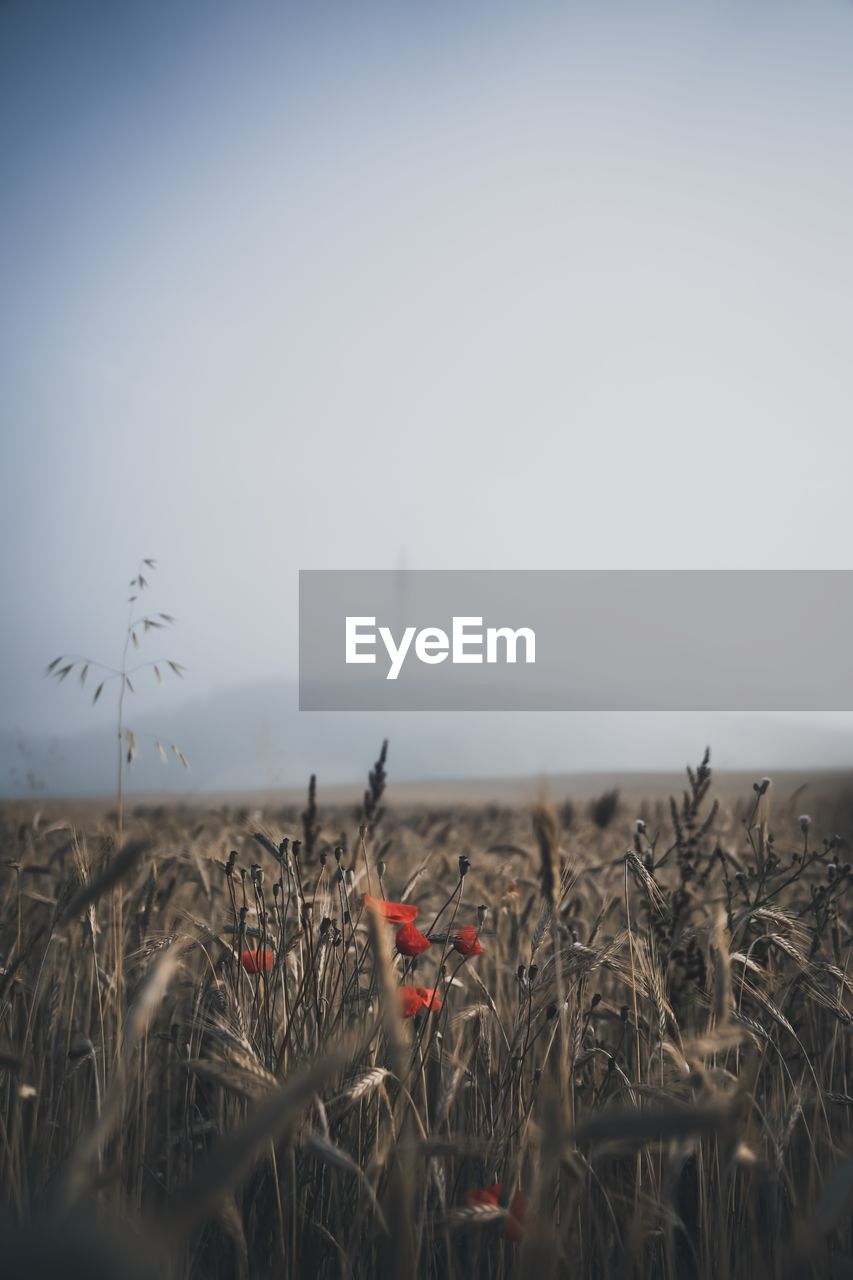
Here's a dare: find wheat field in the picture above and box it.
[1,747,852,1279]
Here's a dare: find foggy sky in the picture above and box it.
[2,0,852,794]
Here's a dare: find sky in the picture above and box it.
[2,0,853,794]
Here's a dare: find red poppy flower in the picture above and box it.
[364,894,419,925]
[400,985,425,1018]
[241,947,274,974]
[415,985,443,1011]
[396,922,432,956]
[452,925,484,957]
[464,1183,526,1242]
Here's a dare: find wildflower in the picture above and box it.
[400,985,425,1018]
[453,925,484,957]
[396,921,432,956]
[464,1183,526,1242]
[364,894,418,924]
[241,947,274,974]
[415,985,443,1011]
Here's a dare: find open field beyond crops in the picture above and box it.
[1,749,853,1279]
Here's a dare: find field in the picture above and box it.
[1,748,852,1279]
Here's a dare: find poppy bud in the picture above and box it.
[376,860,386,879]
[459,855,470,878]
[590,992,602,1009]
[278,838,289,859]
[68,1032,92,1060]
[291,840,301,861]
[517,964,526,981]
[477,904,488,928]
[799,814,811,832]
[635,819,646,833]
[528,964,538,982]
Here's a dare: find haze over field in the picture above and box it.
[4,686,853,798]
